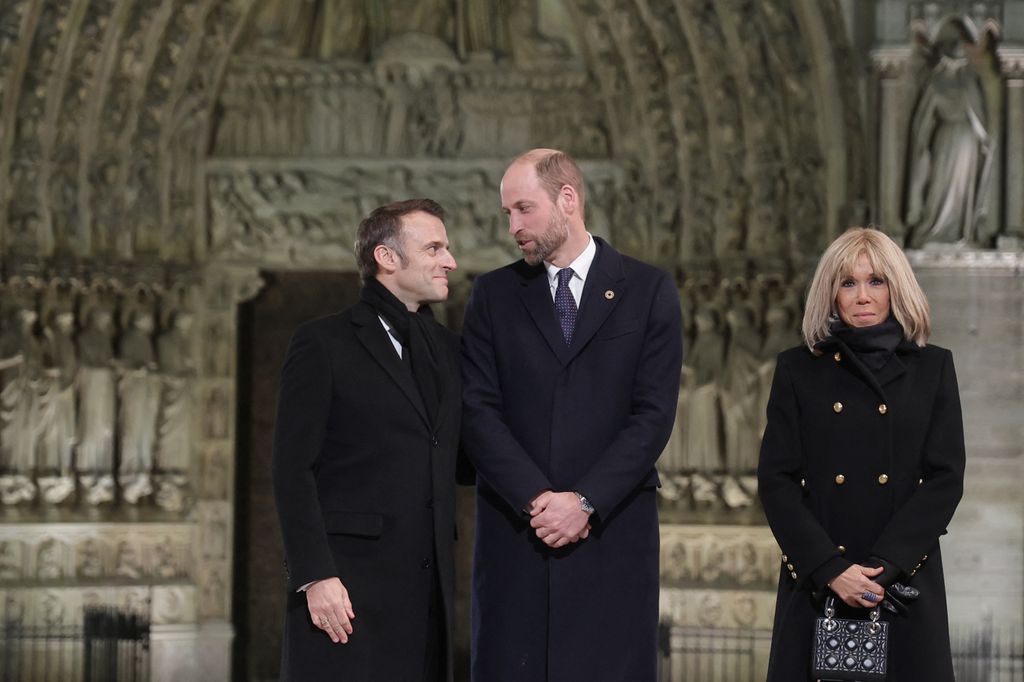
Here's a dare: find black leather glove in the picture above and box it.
[866,556,920,615]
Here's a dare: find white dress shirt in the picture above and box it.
[544,234,596,306]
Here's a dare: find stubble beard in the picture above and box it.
[522,207,570,266]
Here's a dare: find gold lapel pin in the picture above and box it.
[605,290,615,300]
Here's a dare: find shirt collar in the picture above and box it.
[545,233,596,287]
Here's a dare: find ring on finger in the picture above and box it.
[862,591,878,602]
[320,617,332,629]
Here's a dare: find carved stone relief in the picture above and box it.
[659,271,803,516]
[0,273,201,512]
[204,159,624,272]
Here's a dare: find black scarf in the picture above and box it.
[827,316,904,372]
[360,277,442,426]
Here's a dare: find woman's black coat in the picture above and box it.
[757,338,965,681]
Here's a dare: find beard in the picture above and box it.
[522,206,570,266]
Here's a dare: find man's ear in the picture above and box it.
[374,244,399,275]
[558,184,579,216]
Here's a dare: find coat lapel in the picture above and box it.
[516,262,574,365]
[352,302,430,428]
[563,239,624,365]
[515,238,626,367]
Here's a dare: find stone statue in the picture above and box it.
[76,305,117,504]
[37,304,78,504]
[682,306,725,505]
[904,32,993,248]
[0,540,21,580]
[719,303,763,509]
[0,305,44,505]
[117,309,160,504]
[155,309,196,511]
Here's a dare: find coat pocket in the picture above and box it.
[323,510,384,538]
[596,319,639,340]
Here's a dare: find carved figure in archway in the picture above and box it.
[155,309,196,511]
[0,304,43,505]
[37,299,78,504]
[76,304,117,504]
[905,27,993,248]
[117,308,160,504]
[719,302,762,508]
[682,306,724,505]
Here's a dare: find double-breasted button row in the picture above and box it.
[833,473,889,485]
[832,401,889,414]
[780,554,798,580]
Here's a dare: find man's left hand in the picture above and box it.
[530,491,591,548]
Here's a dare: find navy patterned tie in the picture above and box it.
[555,268,577,345]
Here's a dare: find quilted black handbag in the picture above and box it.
[811,595,889,680]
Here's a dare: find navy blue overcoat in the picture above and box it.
[461,237,683,681]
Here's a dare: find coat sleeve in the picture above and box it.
[271,323,337,590]
[758,356,852,590]
[461,277,553,513]
[572,271,683,518]
[871,349,966,574]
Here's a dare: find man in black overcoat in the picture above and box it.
[272,199,462,681]
[461,149,683,680]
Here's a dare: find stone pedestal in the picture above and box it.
[909,249,1024,631]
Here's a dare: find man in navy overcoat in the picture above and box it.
[461,149,683,681]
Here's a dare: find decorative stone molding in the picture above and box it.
[659,586,776,630]
[906,247,1024,270]
[871,46,914,77]
[659,524,780,591]
[998,45,1024,77]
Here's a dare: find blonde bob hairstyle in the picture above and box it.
[802,227,931,350]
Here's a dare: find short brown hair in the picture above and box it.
[802,227,931,349]
[514,148,586,218]
[354,199,446,280]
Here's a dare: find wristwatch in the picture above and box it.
[574,491,595,514]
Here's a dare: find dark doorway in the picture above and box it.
[233,271,361,682]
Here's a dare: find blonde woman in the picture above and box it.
[758,227,964,681]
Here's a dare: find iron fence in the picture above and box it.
[952,616,1024,682]
[1,606,149,682]
[657,623,770,682]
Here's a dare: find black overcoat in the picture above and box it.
[271,301,462,681]
[757,338,965,682]
[461,238,683,681]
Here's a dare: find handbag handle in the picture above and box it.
[823,595,882,633]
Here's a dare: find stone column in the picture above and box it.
[999,46,1024,245]
[871,46,913,237]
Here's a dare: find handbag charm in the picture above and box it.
[811,595,889,681]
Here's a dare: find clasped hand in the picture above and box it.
[529,491,591,548]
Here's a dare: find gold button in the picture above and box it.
[833,402,843,413]
[790,571,798,580]
[910,569,917,576]
[834,352,841,362]
[800,478,806,488]
[922,555,928,561]
[878,403,888,415]
[781,554,788,562]
[878,474,889,485]
[786,563,794,571]
[834,474,845,485]
[838,545,846,554]
[918,478,923,485]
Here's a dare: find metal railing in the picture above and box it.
[1,606,149,682]
[952,617,1024,682]
[657,623,770,682]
